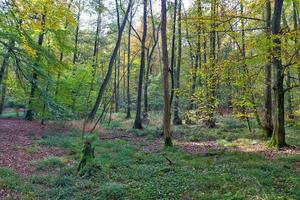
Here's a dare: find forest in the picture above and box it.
[0,0,300,199]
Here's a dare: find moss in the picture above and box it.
[164,137,173,147]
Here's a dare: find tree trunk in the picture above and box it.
[88,0,131,120]
[143,0,159,119]
[282,12,293,119]
[126,9,133,119]
[161,0,172,146]
[0,65,8,115]
[133,0,147,129]
[71,4,81,111]
[268,0,286,148]
[169,0,177,106]
[173,0,182,125]
[87,7,102,106]
[116,50,120,112]
[204,0,217,128]
[25,13,46,121]
[263,0,273,137]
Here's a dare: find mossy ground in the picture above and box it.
[1,113,300,199]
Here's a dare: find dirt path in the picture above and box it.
[0,118,66,175]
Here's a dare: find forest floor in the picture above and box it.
[1,113,300,199]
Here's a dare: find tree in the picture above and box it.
[268,0,286,148]
[161,0,172,146]
[126,8,133,119]
[204,0,217,128]
[25,11,46,121]
[144,0,160,119]
[169,0,178,106]
[88,0,132,120]
[133,0,147,129]
[263,0,273,137]
[173,0,182,125]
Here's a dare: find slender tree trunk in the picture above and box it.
[0,82,7,116]
[204,0,217,128]
[282,12,293,119]
[88,0,131,120]
[25,13,46,121]
[173,0,182,125]
[268,0,286,148]
[169,0,177,106]
[161,0,172,146]
[133,0,147,129]
[143,0,159,119]
[87,7,102,106]
[144,49,150,118]
[286,70,293,118]
[71,4,81,111]
[126,9,133,119]
[292,0,300,89]
[0,65,8,115]
[263,0,273,137]
[116,50,120,112]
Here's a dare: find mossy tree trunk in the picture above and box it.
[268,0,286,148]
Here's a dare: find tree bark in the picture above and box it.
[173,0,182,125]
[87,6,102,106]
[0,64,9,115]
[204,0,217,128]
[169,0,177,106]
[161,0,172,146]
[263,0,273,137]
[133,0,147,129]
[268,0,286,148]
[144,0,159,119]
[126,8,133,119]
[88,0,131,120]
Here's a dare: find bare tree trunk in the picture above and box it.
[204,0,217,128]
[87,6,102,106]
[70,3,81,110]
[0,82,7,116]
[169,0,177,106]
[263,0,273,137]
[126,8,133,119]
[144,49,150,118]
[173,0,182,125]
[161,0,172,146]
[0,65,9,115]
[143,0,159,119]
[88,0,131,120]
[133,0,147,129]
[116,50,120,112]
[282,12,293,119]
[268,0,286,148]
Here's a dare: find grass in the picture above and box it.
[1,114,300,199]
[0,111,25,118]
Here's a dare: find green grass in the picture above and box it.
[1,115,300,199]
[0,111,25,118]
